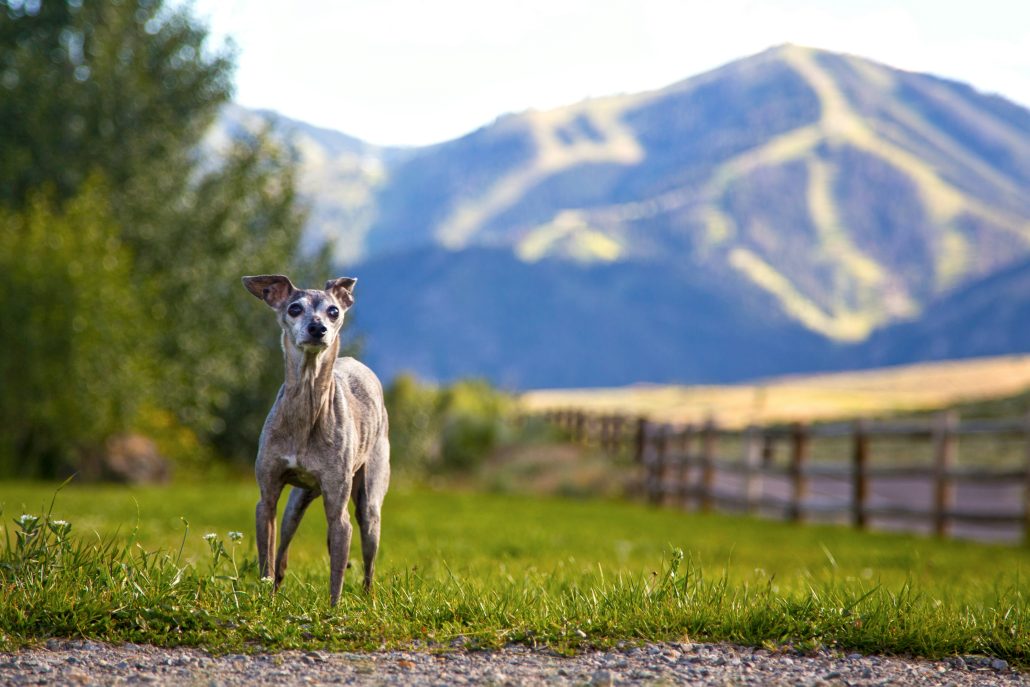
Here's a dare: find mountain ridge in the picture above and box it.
[217,45,1030,387]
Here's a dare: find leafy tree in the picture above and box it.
[155,132,318,462]
[438,379,515,472]
[384,374,443,475]
[0,0,320,473]
[0,0,233,213]
[384,375,516,477]
[0,180,151,476]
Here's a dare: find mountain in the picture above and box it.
[862,257,1030,365]
[219,45,1030,387]
[346,246,838,388]
[359,45,1030,340]
[210,104,407,261]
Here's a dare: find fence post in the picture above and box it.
[678,425,695,509]
[574,411,586,444]
[851,419,869,530]
[1023,411,1030,546]
[634,416,648,464]
[612,415,625,456]
[700,418,717,513]
[655,424,672,506]
[761,432,775,467]
[743,425,762,514]
[932,410,957,538]
[636,418,655,501]
[789,422,809,522]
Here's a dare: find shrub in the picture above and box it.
[384,375,516,476]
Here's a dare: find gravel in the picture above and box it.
[0,640,1026,686]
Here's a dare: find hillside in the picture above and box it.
[346,246,837,388]
[222,45,1030,387]
[862,257,1030,365]
[357,45,1030,340]
[210,104,405,261]
[522,355,1030,427]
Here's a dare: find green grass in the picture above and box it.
[0,481,1027,664]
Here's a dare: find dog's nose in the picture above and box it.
[307,322,327,339]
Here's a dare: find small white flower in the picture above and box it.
[18,514,38,526]
[203,533,218,542]
[259,576,274,585]
[228,531,243,542]
[52,519,69,527]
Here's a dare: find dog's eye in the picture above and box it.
[287,303,303,317]
[327,306,340,320]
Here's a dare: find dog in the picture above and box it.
[242,274,390,605]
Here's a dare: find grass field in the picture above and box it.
[522,355,1030,427]
[1,481,1028,663]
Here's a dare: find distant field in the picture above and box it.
[0,482,1027,663]
[522,355,1030,427]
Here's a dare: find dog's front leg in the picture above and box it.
[323,481,353,606]
[255,482,283,580]
[275,486,320,589]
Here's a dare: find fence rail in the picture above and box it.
[541,409,1030,544]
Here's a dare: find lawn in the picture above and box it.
[0,481,1027,664]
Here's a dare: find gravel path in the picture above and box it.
[0,640,1025,686]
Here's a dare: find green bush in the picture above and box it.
[384,375,516,476]
[383,374,441,476]
[0,0,322,476]
[0,181,152,476]
[438,380,514,472]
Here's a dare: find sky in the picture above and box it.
[186,0,1030,147]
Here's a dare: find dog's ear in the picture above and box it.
[242,274,296,308]
[325,277,357,307]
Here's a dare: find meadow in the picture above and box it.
[522,355,1030,427]
[1,481,1027,665]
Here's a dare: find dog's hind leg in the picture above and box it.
[323,479,354,606]
[354,436,391,593]
[274,486,320,590]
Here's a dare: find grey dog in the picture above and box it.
[242,274,390,605]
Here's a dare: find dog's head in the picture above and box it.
[242,274,356,351]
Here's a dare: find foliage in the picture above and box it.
[0,483,1027,663]
[382,375,440,476]
[0,0,323,473]
[438,379,516,471]
[384,375,517,476]
[0,181,152,476]
[0,0,233,210]
[145,132,317,463]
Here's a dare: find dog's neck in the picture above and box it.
[280,333,340,429]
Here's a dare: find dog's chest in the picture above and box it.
[279,453,319,489]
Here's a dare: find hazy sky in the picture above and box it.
[186,0,1030,147]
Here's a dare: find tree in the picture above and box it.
[0,180,150,476]
[152,131,319,462]
[0,0,319,473]
[0,0,233,213]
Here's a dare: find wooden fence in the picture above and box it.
[542,409,1030,544]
